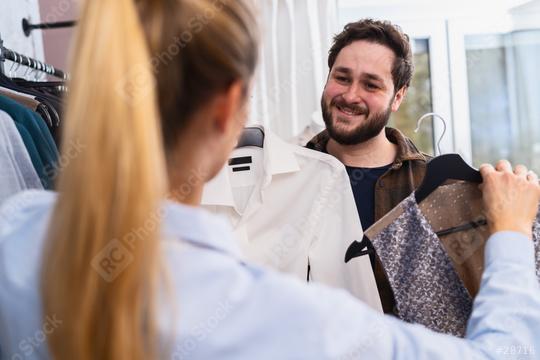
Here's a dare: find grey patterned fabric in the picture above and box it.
[370,192,540,337]
[533,212,540,280]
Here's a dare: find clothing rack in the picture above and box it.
[0,36,68,80]
[22,18,77,37]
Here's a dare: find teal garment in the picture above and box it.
[13,122,50,189]
[30,107,58,160]
[0,95,58,189]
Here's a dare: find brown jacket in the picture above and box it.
[306,127,432,313]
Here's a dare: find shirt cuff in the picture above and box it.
[486,231,535,266]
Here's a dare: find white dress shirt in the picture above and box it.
[1,190,539,359]
[202,126,382,311]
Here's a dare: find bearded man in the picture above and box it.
[307,19,431,314]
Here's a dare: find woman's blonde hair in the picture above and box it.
[40,0,258,359]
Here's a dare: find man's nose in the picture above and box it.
[342,84,361,104]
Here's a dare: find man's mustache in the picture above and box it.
[330,97,368,116]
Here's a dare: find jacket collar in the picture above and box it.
[306,127,427,168]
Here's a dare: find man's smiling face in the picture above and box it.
[321,40,406,145]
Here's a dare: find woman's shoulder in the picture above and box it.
[0,190,56,237]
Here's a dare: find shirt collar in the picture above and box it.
[201,125,300,207]
[264,127,301,176]
[162,200,241,256]
[306,127,427,167]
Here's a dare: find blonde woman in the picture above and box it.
[0,0,539,359]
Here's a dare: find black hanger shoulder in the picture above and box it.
[415,153,482,203]
[236,127,264,148]
[345,235,374,263]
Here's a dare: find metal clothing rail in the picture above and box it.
[22,18,77,37]
[0,37,68,80]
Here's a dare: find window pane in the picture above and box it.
[390,38,434,155]
[466,30,540,174]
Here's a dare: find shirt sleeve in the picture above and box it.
[164,224,539,359]
[298,231,540,359]
[307,165,383,312]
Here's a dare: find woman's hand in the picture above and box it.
[480,160,540,238]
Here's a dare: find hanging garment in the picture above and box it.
[249,0,337,139]
[9,79,66,145]
[0,88,40,111]
[0,95,58,189]
[0,110,43,203]
[11,79,67,98]
[365,181,540,336]
[202,126,382,311]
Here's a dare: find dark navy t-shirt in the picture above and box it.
[345,164,392,231]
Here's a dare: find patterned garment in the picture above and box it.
[369,189,540,337]
[534,215,540,280]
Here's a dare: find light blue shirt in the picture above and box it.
[0,190,539,359]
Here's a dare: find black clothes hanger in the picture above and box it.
[345,154,483,263]
[413,113,482,202]
[346,112,483,263]
[35,96,60,126]
[36,103,53,127]
[228,127,265,173]
[236,126,264,148]
[415,154,482,203]
[345,236,374,264]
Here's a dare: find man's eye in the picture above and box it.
[366,83,379,90]
[335,76,350,83]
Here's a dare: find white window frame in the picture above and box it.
[395,20,454,156]
[446,16,515,163]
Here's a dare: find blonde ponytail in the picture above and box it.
[41,0,166,358]
[41,0,259,358]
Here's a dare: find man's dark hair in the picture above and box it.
[328,19,414,92]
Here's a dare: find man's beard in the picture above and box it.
[321,95,392,146]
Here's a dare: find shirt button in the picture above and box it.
[379,181,384,188]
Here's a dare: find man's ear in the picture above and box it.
[214,81,244,133]
[391,86,408,112]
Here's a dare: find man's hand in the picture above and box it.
[480,160,540,239]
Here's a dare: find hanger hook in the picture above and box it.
[8,54,17,77]
[13,54,21,75]
[22,57,31,77]
[28,58,37,79]
[414,112,447,156]
[16,53,22,74]
[35,61,41,80]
